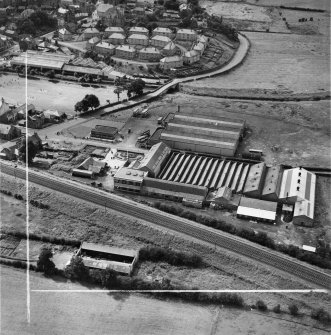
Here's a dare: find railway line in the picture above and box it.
[1,162,331,289]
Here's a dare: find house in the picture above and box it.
[127,33,148,46]
[150,35,171,48]
[86,36,100,50]
[183,50,200,64]
[0,97,14,123]
[13,103,35,120]
[103,26,124,38]
[108,32,125,45]
[27,114,45,129]
[77,156,107,175]
[83,27,100,40]
[95,41,115,55]
[162,41,177,56]
[115,45,136,60]
[159,55,183,70]
[129,26,149,36]
[152,27,172,38]
[43,109,65,122]
[176,28,197,41]
[193,42,205,55]
[0,146,17,161]
[58,28,72,41]
[138,47,161,62]
[0,124,21,140]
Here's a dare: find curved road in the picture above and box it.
[1,162,330,289]
[101,33,250,115]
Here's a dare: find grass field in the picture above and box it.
[184,32,330,94]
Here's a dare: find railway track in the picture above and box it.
[1,162,331,289]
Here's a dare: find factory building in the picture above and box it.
[243,162,267,198]
[278,167,316,227]
[261,165,283,202]
[141,178,208,208]
[237,197,278,224]
[114,167,148,193]
[137,142,171,177]
[160,113,245,157]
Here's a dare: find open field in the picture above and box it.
[0,73,125,114]
[1,174,331,313]
[1,266,328,335]
[182,32,330,94]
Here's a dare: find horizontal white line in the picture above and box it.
[31,289,329,293]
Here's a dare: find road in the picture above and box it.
[1,162,330,289]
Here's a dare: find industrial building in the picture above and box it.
[278,167,316,227]
[237,197,278,224]
[243,162,267,198]
[114,167,148,193]
[261,165,283,201]
[160,112,245,157]
[137,142,171,177]
[78,242,139,276]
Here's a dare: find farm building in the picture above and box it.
[127,33,149,46]
[152,27,172,38]
[237,197,278,224]
[176,28,197,41]
[90,125,118,140]
[108,32,125,45]
[129,26,149,36]
[114,167,148,193]
[261,165,283,202]
[104,27,125,38]
[243,162,267,198]
[115,45,136,59]
[151,35,172,48]
[278,167,316,227]
[78,242,139,275]
[138,47,162,62]
[183,50,200,64]
[95,41,116,55]
[137,142,171,177]
[159,55,183,70]
[162,41,177,56]
[141,177,208,207]
[160,113,244,156]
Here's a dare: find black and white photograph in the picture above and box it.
[0,0,330,334]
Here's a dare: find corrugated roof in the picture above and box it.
[243,162,266,194]
[262,165,283,196]
[81,242,138,258]
[63,65,103,75]
[239,197,277,212]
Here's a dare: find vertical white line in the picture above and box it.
[25,51,30,324]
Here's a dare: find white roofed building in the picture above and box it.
[193,42,205,55]
[183,50,200,64]
[159,55,183,70]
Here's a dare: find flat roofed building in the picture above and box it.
[114,167,148,193]
[127,33,149,46]
[115,45,136,59]
[176,28,197,41]
[159,55,183,70]
[108,32,125,44]
[237,197,277,223]
[129,26,149,36]
[95,41,116,55]
[278,167,316,205]
[261,165,283,202]
[90,125,118,140]
[142,177,208,204]
[138,47,162,61]
[152,27,172,38]
[243,162,267,198]
[78,242,139,275]
[104,26,124,38]
[151,35,172,48]
[137,142,171,177]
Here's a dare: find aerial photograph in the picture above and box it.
[0,0,330,334]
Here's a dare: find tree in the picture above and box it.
[311,308,331,324]
[64,255,89,280]
[19,138,39,164]
[256,300,268,311]
[100,267,117,288]
[127,79,145,97]
[113,86,123,102]
[84,94,100,110]
[37,247,55,275]
[74,100,88,113]
[273,304,281,314]
[288,304,299,316]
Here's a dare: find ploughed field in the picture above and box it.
[183,32,330,94]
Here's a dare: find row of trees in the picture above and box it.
[113,78,146,101]
[153,202,331,269]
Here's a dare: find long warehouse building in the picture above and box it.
[160,113,245,157]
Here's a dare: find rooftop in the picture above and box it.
[114,166,148,182]
[160,56,182,63]
[128,33,148,40]
[152,35,171,42]
[81,242,138,258]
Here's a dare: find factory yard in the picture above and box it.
[183,32,330,95]
[0,73,124,114]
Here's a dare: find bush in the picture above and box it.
[256,300,268,311]
[311,308,331,324]
[288,304,299,316]
[64,255,89,281]
[37,246,56,275]
[273,304,281,313]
